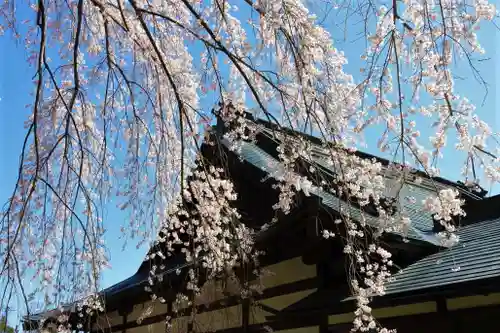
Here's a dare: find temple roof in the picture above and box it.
[381,217,500,296]
[23,113,499,329]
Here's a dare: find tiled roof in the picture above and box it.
[380,218,500,296]
[246,119,500,298]
[225,138,446,246]
[27,121,490,324]
[455,217,500,242]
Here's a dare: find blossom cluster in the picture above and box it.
[1,0,498,331]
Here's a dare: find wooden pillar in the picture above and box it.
[242,298,250,333]
[118,304,134,333]
[317,262,329,333]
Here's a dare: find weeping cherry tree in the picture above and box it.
[0,0,499,331]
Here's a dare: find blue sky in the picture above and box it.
[0,29,147,319]
[0,48,142,328]
[0,2,499,325]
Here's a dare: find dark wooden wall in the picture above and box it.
[328,304,500,333]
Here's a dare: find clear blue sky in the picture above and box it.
[0,2,499,325]
[0,26,148,317]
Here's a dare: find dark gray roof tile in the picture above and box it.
[381,218,500,296]
[232,139,444,246]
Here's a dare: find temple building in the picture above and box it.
[24,112,500,333]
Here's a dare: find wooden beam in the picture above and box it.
[446,292,500,310]
[89,277,318,333]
